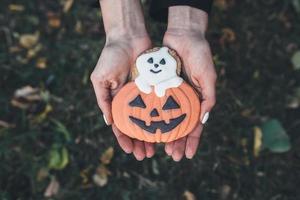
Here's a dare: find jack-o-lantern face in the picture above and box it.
[128,95,186,133]
[112,82,200,143]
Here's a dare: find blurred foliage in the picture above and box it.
[1,0,300,199]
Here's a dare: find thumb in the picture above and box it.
[91,78,122,125]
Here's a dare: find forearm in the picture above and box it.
[166,6,208,36]
[100,0,148,40]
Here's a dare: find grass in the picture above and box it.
[0,0,300,199]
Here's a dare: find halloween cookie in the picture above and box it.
[112,47,200,143]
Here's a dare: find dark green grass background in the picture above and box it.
[1,0,300,199]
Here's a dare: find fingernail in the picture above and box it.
[103,114,109,125]
[186,150,194,159]
[201,112,209,124]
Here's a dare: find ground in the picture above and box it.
[0,0,300,199]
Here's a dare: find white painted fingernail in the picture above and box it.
[103,114,109,125]
[201,112,209,124]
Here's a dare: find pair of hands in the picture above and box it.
[91,31,216,161]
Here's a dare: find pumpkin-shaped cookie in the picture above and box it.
[112,47,200,143]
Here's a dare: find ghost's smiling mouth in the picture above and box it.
[150,69,162,74]
[129,114,186,133]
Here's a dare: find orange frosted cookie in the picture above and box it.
[112,47,200,143]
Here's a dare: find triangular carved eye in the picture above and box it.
[147,57,153,64]
[129,95,146,108]
[162,96,180,110]
[159,58,166,65]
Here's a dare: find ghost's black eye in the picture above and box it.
[129,95,146,108]
[147,57,153,64]
[162,96,180,110]
[159,58,166,65]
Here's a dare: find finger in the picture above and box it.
[191,72,216,124]
[165,142,174,156]
[112,124,133,154]
[133,140,146,161]
[91,79,113,125]
[144,142,155,158]
[185,124,203,159]
[110,80,124,97]
[172,137,187,162]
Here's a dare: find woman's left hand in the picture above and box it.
[163,21,217,161]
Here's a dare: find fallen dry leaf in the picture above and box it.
[30,104,53,124]
[11,85,43,109]
[44,177,60,197]
[36,57,47,69]
[11,99,29,109]
[93,164,111,187]
[27,43,42,59]
[100,147,114,165]
[93,174,107,187]
[14,85,41,101]
[183,190,196,200]
[62,0,74,13]
[37,168,49,182]
[19,32,39,49]
[9,4,25,12]
[214,0,235,10]
[220,184,231,200]
[214,0,228,10]
[220,28,236,47]
[0,120,16,128]
[75,20,83,33]
[253,126,262,157]
[47,12,61,28]
[240,108,254,118]
[9,46,22,53]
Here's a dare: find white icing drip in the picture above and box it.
[135,47,183,97]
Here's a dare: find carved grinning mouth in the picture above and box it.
[129,114,186,133]
[150,69,162,74]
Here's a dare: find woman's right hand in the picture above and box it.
[90,35,155,160]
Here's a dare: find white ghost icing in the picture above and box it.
[135,47,183,97]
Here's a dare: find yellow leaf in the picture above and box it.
[63,0,74,13]
[79,166,93,186]
[253,126,263,157]
[19,32,39,49]
[183,190,196,200]
[100,147,114,165]
[9,4,25,12]
[75,20,83,33]
[31,104,53,124]
[240,108,254,117]
[36,57,47,69]
[37,168,49,182]
[27,43,42,59]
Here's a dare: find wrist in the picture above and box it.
[166,6,208,37]
[100,0,148,41]
[106,28,149,44]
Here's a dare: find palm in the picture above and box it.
[91,37,155,160]
[163,33,216,161]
